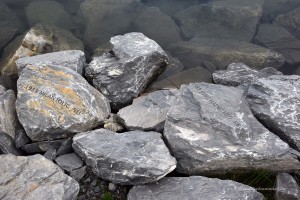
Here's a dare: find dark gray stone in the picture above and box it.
[0,154,79,200]
[118,90,177,132]
[16,64,110,142]
[128,176,264,200]
[72,129,176,185]
[0,132,21,155]
[56,137,73,156]
[16,50,86,75]
[163,83,300,175]
[70,166,87,181]
[15,129,30,148]
[246,75,300,152]
[86,32,168,110]
[22,139,66,154]
[55,153,83,172]
[43,148,57,161]
[275,173,300,200]
[213,63,283,87]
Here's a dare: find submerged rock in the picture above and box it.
[128,176,264,200]
[275,172,300,200]
[86,32,168,110]
[16,64,110,142]
[164,83,300,175]
[0,154,79,200]
[72,129,176,185]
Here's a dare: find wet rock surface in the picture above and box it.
[72,129,177,185]
[275,172,300,200]
[16,64,110,142]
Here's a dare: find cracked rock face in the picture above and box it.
[128,176,264,200]
[118,89,177,132]
[275,173,300,200]
[72,129,176,185]
[246,75,300,152]
[85,32,168,110]
[16,64,110,142]
[0,154,79,200]
[163,83,300,175]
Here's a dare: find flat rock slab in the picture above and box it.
[72,129,176,185]
[86,32,168,110]
[128,176,264,200]
[16,50,86,75]
[213,62,282,87]
[246,75,300,152]
[0,154,79,200]
[164,83,300,175]
[16,64,110,142]
[55,153,83,172]
[118,89,177,132]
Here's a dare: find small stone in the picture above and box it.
[15,129,30,148]
[103,114,124,132]
[56,137,73,156]
[0,132,21,155]
[43,148,57,161]
[22,140,65,154]
[108,183,117,192]
[55,153,83,172]
[70,166,87,181]
[275,172,300,200]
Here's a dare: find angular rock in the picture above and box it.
[56,137,73,156]
[43,148,57,161]
[55,153,83,172]
[103,114,124,132]
[15,129,30,148]
[70,166,86,181]
[0,154,79,200]
[118,90,177,132]
[72,129,177,185]
[128,176,264,200]
[174,0,263,41]
[168,38,285,70]
[22,139,67,154]
[0,132,21,155]
[0,23,84,76]
[254,24,300,65]
[275,172,300,200]
[213,63,283,87]
[246,75,300,152]
[164,83,300,175]
[16,50,86,75]
[16,64,110,142]
[86,32,168,110]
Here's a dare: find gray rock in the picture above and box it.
[56,137,73,156]
[118,90,177,132]
[43,148,57,161]
[22,139,66,154]
[16,64,110,142]
[62,0,84,15]
[55,153,83,172]
[174,0,263,41]
[0,154,79,200]
[0,1,21,35]
[70,166,86,181]
[246,75,300,152]
[86,32,168,110]
[3,0,50,8]
[128,176,264,200]
[103,114,124,132]
[168,38,285,70]
[275,173,300,200]
[0,27,17,51]
[16,50,86,75]
[164,83,300,175]
[15,129,30,148]
[0,85,5,95]
[0,132,21,155]
[72,129,177,185]
[213,63,283,87]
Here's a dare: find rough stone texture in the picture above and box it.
[103,114,124,132]
[168,38,285,70]
[118,90,177,132]
[128,176,264,200]
[0,154,79,200]
[56,138,73,156]
[213,63,283,87]
[0,88,18,139]
[164,83,300,175]
[0,132,21,155]
[16,64,110,142]
[246,75,300,152]
[0,23,84,76]
[55,153,83,172]
[274,7,300,40]
[70,166,86,181]
[275,172,300,200]
[174,0,263,41]
[254,24,300,65]
[86,32,168,110]
[22,139,67,154]
[43,148,57,161]
[15,129,30,148]
[73,129,177,185]
[16,50,86,75]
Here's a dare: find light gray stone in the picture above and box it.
[0,154,79,200]
[275,173,300,200]
[55,153,83,172]
[70,166,86,181]
[163,83,300,175]
[72,129,177,185]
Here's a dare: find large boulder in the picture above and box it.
[168,38,285,70]
[0,23,84,76]
[163,83,300,175]
[72,129,177,185]
[86,32,168,110]
[246,75,300,152]
[174,0,263,41]
[16,64,110,142]
[0,154,79,200]
[128,176,264,200]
